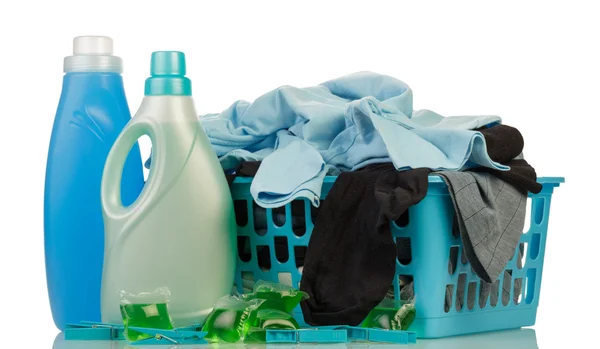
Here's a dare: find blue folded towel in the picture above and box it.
[198,72,505,208]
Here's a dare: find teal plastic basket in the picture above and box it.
[230,175,563,339]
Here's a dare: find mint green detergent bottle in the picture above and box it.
[100,51,237,327]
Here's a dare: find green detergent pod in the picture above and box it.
[202,296,264,343]
[245,309,301,343]
[119,288,174,342]
[242,280,308,313]
[361,297,416,331]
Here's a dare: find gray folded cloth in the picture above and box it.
[437,171,527,283]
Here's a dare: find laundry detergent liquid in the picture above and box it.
[100,51,237,327]
[44,36,145,330]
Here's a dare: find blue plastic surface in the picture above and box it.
[367,328,417,344]
[265,327,415,344]
[266,329,348,343]
[231,175,564,339]
[64,321,206,345]
[45,72,145,330]
[65,327,113,341]
[345,326,368,341]
[266,329,298,343]
[299,329,348,343]
[64,321,124,340]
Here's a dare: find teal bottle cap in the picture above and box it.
[145,51,192,96]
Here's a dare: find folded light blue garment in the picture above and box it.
[250,131,327,208]
[200,71,506,208]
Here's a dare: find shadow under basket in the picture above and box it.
[229,175,563,339]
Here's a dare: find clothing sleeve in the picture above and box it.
[250,131,326,208]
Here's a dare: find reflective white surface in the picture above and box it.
[52,329,538,349]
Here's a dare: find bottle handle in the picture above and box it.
[101,118,158,222]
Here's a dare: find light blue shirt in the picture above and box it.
[200,72,506,208]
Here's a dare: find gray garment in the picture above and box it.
[437,171,527,283]
[390,171,526,309]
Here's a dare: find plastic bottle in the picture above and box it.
[44,36,145,330]
[100,51,237,327]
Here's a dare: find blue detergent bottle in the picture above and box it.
[44,36,145,330]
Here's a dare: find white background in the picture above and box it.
[1,0,598,347]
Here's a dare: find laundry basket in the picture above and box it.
[230,175,563,339]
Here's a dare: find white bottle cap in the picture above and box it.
[64,36,123,73]
[73,36,114,55]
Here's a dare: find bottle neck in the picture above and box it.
[64,55,123,73]
[144,76,192,96]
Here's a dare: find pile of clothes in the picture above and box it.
[148,71,541,327]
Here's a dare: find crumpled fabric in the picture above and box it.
[148,71,507,208]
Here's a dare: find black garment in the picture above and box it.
[477,124,524,163]
[225,161,262,185]
[475,124,542,194]
[472,159,542,194]
[300,163,430,326]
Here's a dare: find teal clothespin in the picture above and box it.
[65,321,125,340]
[170,323,203,332]
[344,326,369,341]
[127,326,208,345]
[266,328,348,343]
[298,326,417,344]
[365,328,417,344]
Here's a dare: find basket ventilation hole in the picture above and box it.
[291,200,307,237]
[518,243,527,269]
[253,202,267,236]
[237,236,251,262]
[461,246,469,265]
[444,284,454,313]
[399,275,414,300]
[396,237,412,266]
[257,245,271,271]
[242,271,254,283]
[479,282,490,309]
[294,246,307,270]
[234,200,248,227]
[467,282,477,310]
[514,278,524,305]
[274,236,289,263]
[490,280,500,307]
[448,246,459,275]
[456,273,467,311]
[278,272,292,286]
[272,206,286,227]
[534,197,545,225]
[525,269,537,304]
[502,270,513,306]
[523,197,532,233]
[530,234,541,260]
